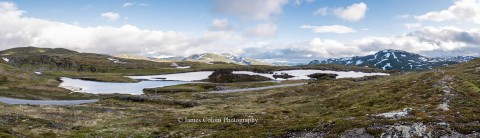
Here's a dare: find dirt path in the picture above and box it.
[205,83,306,94]
[436,70,454,111]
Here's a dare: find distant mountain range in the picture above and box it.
[308,49,476,71]
[184,53,270,65]
[116,53,270,65]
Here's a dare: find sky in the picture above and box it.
[1,0,480,64]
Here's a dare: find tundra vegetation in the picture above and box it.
[0,47,479,137]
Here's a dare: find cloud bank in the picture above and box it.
[415,0,480,24]
[333,2,368,22]
[0,2,248,57]
[244,26,480,61]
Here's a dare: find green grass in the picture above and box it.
[6,47,480,136]
[143,81,283,94]
[0,69,449,137]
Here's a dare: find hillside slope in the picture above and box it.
[0,47,176,72]
[0,61,94,100]
[1,57,480,137]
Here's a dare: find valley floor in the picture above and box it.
[1,59,480,137]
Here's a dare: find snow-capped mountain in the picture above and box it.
[184,53,270,65]
[112,53,269,65]
[308,49,476,71]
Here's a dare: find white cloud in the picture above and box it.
[122,2,147,8]
[333,2,368,22]
[244,25,480,60]
[212,0,289,21]
[404,23,422,30]
[345,26,480,56]
[101,12,120,22]
[210,19,231,30]
[0,2,24,17]
[0,2,250,57]
[306,38,361,57]
[300,25,356,34]
[122,2,133,7]
[249,23,277,37]
[415,0,480,24]
[313,7,328,16]
[295,0,315,5]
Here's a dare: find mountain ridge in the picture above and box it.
[308,49,476,71]
[114,52,270,65]
[184,53,270,65]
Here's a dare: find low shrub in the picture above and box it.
[307,73,338,80]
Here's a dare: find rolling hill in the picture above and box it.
[0,46,175,72]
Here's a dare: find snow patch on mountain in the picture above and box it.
[383,63,392,70]
[355,60,363,65]
[184,53,270,65]
[309,49,476,71]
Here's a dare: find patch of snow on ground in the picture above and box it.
[176,66,191,69]
[2,57,9,62]
[376,108,411,119]
[107,58,126,64]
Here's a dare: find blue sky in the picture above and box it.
[1,0,480,63]
[11,0,453,39]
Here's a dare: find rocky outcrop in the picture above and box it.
[380,123,428,138]
[207,70,272,83]
[273,73,295,79]
[6,55,78,69]
[307,73,338,80]
[340,128,374,138]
